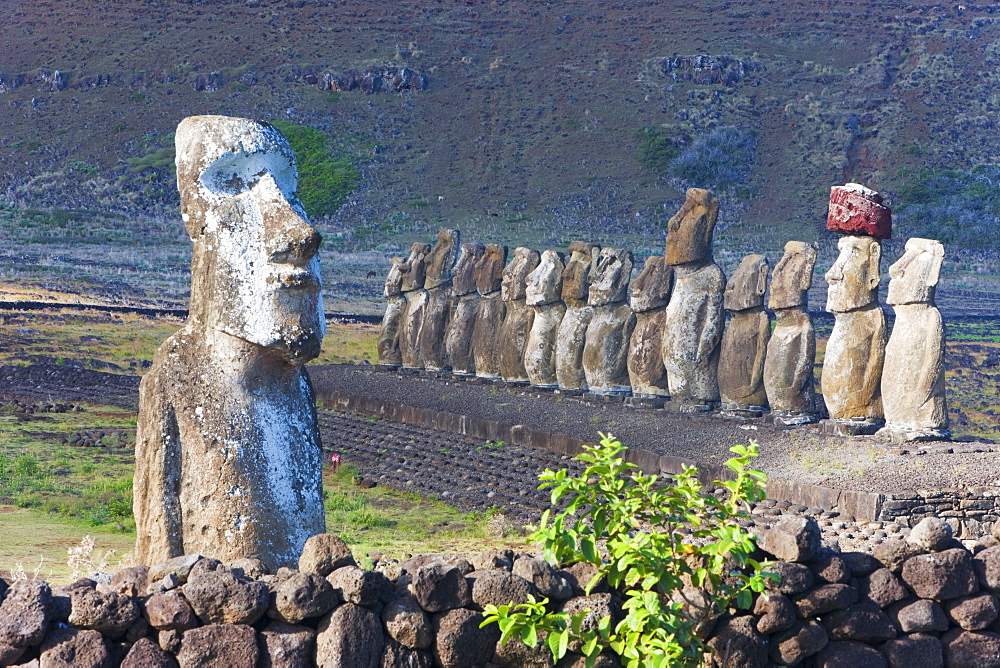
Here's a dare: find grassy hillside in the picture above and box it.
[2,0,1000,310]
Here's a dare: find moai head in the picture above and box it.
[825,235,881,313]
[475,244,508,296]
[424,228,460,290]
[665,188,719,266]
[501,247,541,302]
[887,238,944,306]
[629,256,673,313]
[400,242,431,292]
[175,115,325,365]
[769,241,817,310]
[384,257,405,298]
[588,248,634,306]
[724,254,770,312]
[525,250,565,307]
[453,243,486,296]
[561,241,601,303]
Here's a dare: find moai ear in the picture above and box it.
[867,240,882,291]
[924,242,944,287]
[757,263,769,297]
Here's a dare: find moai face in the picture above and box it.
[175,115,325,365]
[501,247,541,302]
[769,241,817,310]
[629,256,672,313]
[424,228,460,290]
[887,238,944,306]
[665,188,719,266]
[825,235,881,312]
[384,257,405,298]
[588,248,634,306]
[475,244,508,296]
[400,242,431,292]
[525,250,565,307]
[453,243,485,296]
[561,242,601,303]
[724,254,769,312]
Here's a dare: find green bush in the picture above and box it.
[269,120,359,218]
[635,126,681,173]
[481,434,772,667]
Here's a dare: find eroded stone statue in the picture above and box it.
[555,242,601,392]
[661,188,726,409]
[583,248,636,396]
[417,228,459,371]
[524,250,566,388]
[763,241,818,423]
[135,115,325,569]
[445,243,485,376]
[398,242,431,369]
[497,247,541,383]
[879,238,949,442]
[718,254,771,413]
[627,255,672,404]
[377,257,405,366]
[471,244,508,379]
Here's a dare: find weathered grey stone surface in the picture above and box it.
[880,238,949,441]
[471,244,508,380]
[627,256,672,397]
[377,257,406,366]
[134,115,326,571]
[821,235,887,421]
[38,627,112,668]
[764,242,818,416]
[719,254,770,408]
[497,247,540,383]
[583,248,636,395]
[444,244,485,375]
[176,624,259,668]
[399,243,431,369]
[555,242,600,391]
[258,621,315,668]
[662,188,725,406]
[524,250,566,388]
[315,603,384,668]
[417,229,459,370]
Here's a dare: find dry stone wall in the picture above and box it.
[4,521,1000,666]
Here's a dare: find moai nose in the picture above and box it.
[254,174,322,266]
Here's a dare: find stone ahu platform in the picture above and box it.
[311,364,1000,537]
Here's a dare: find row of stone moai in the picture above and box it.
[377,185,949,443]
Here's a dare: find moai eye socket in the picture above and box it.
[200,151,296,197]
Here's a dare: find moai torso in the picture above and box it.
[134,115,326,570]
[880,238,948,440]
[555,242,601,391]
[417,228,459,371]
[583,248,636,395]
[719,254,771,409]
[471,244,508,379]
[627,256,672,398]
[377,257,406,366]
[399,242,431,369]
[763,241,818,418]
[661,188,726,407]
[524,250,566,388]
[445,243,485,375]
[497,247,541,383]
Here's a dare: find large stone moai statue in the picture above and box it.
[661,188,726,411]
[879,238,949,442]
[445,243,485,376]
[471,244,508,380]
[417,228,459,371]
[718,254,771,416]
[821,183,891,435]
[377,257,406,367]
[763,241,819,425]
[555,242,601,392]
[398,242,431,369]
[626,256,673,407]
[134,115,326,570]
[583,248,637,397]
[524,250,566,388]
[497,247,541,384]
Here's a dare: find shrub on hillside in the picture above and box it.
[635,126,681,173]
[894,164,1000,249]
[269,120,359,218]
[669,125,756,191]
